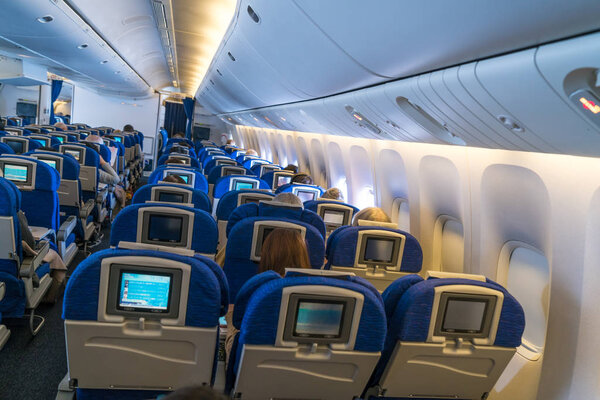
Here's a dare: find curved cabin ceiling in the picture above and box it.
[197,0,600,113]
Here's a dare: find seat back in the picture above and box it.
[326,226,423,291]
[58,144,100,197]
[0,143,15,156]
[251,163,279,177]
[213,175,270,200]
[110,203,218,257]
[230,271,386,400]
[305,200,359,236]
[132,183,212,213]
[261,170,294,189]
[62,248,224,395]
[0,155,60,230]
[242,158,270,170]
[0,136,40,154]
[224,216,325,299]
[157,154,200,169]
[275,183,325,202]
[207,165,249,185]
[28,151,81,209]
[369,274,525,400]
[0,177,22,276]
[148,166,208,192]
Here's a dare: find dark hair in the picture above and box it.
[163,174,186,184]
[173,132,185,139]
[283,164,298,174]
[162,385,226,400]
[259,228,311,276]
[123,124,134,132]
[165,157,185,164]
[292,173,313,185]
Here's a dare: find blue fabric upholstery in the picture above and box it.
[229,274,386,381]
[232,271,281,329]
[368,275,526,388]
[215,190,275,222]
[223,217,325,300]
[63,248,222,327]
[0,155,61,230]
[226,201,326,239]
[242,158,270,170]
[207,165,251,185]
[0,143,15,155]
[157,154,201,169]
[148,166,208,193]
[325,226,423,273]
[212,175,270,199]
[203,157,237,173]
[110,203,218,254]
[132,183,212,213]
[275,183,325,196]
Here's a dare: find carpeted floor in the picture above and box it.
[0,225,112,400]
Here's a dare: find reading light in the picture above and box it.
[100,60,108,64]
[77,43,89,49]
[37,15,54,23]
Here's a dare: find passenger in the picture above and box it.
[215,193,303,266]
[224,228,311,366]
[15,205,66,303]
[352,207,391,226]
[283,164,298,174]
[226,138,235,146]
[161,385,226,400]
[172,132,185,139]
[165,157,186,165]
[123,124,134,133]
[320,187,344,201]
[291,172,313,185]
[162,174,186,184]
[54,122,68,131]
[245,149,258,157]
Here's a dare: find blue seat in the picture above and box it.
[0,177,52,335]
[0,143,15,156]
[223,216,325,300]
[325,225,423,291]
[226,200,326,239]
[250,162,280,177]
[0,136,42,154]
[206,165,250,185]
[164,144,197,159]
[227,270,386,399]
[156,129,168,159]
[132,183,212,213]
[61,248,226,399]
[148,165,208,192]
[242,158,270,170]
[365,274,525,400]
[260,170,294,189]
[110,203,218,257]
[157,154,201,169]
[213,175,271,203]
[166,137,194,148]
[203,156,238,174]
[275,183,325,203]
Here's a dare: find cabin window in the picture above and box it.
[391,198,410,232]
[349,146,374,209]
[435,215,464,273]
[506,246,550,354]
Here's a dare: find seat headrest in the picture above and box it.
[0,177,20,215]
[0,155,60,191]
[216,189,275,221]
[213,175,270,199]
[326,226,423,273]
[148,166,208,192]
[132,183,212,213]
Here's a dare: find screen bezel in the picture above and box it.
[163,170,194,186]
[320,208,350,231]
[141,212,189,247]
[215,159,236,167]
[35,156,62,174]
[354,231,406,271]
[282,294,355,345]
[229,177,258,192]
[295,189,318,203]
[61,146,85,164]
[221,166,246,177]
[273,172,293,188]
[1,161,32,185]
[2,138,27,154]
[153,189,191,204]
[433,292,497,340]
[237,193,274,207]
[105,263,182,320]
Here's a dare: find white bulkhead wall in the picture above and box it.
[231,124,600,400]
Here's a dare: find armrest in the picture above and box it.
[19,241,49,278]
[0,282,5,301]
[80,199,95,218]
[57,215,77,242]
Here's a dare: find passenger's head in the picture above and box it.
[292,173,313,185]
[163,174,186,184]
[165,157,185,165]
[162,385,226,400]
[246,149,258,157]
[226,138,235,145]
[320,188,343,201]
[86,134,103,145]
[283,164,298,174]
[352,207,391,226]
[173,132,185,139]
[259,228,311,276]
[123,124,134,132]
[54,122,68,131]
[273,192,303,208]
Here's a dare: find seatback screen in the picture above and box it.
[294,300,345,338]
[276,175,292,187]
[296,189,317,203]
[39,158,57,170]
[442,299,488,334]
[54,136,65,143]
[157,191,185,203]
[363,238,396,263]
[323,210,346,226]
[34,138,48,147]
[223,167,244,176]
[147,215,183,244]
[3,163,28,182]
[114,136,123,143]
[167,172,190,184]
[118,271,172,313]
[64,149,81,161]
[234,180,256,190]
[5,140,24,154]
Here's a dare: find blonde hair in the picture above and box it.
[320,188,343,201]
[246,149,258,156]
[352,207,390,226]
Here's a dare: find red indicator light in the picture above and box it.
[580,97,600,114]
